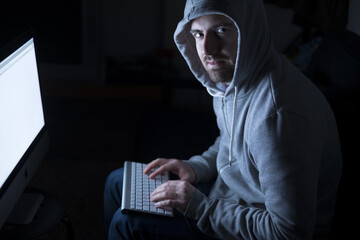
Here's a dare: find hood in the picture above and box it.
[174,0,279,97]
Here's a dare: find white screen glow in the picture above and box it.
[0,39,45,188]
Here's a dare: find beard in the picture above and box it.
[206,65,234,83]
[202,55,235,83]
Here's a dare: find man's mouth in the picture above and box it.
[207,60,223,65]
[206,59,227,69]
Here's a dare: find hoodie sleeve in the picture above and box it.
[185,136,220,183]
[184,110,323,240]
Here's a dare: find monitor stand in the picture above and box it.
[6,192,44,224]
[0,187,73,239]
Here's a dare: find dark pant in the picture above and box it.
[104,168,217,240]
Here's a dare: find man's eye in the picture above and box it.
[194,32,202,38]
[217,27,226,33]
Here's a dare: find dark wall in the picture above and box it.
[0,0,82,64]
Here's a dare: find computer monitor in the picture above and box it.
[0,32,49,229]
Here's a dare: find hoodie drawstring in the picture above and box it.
[229,86,238,166]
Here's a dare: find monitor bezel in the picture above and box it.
[0,30,48,228]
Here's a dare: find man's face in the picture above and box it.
[190,14,238,84]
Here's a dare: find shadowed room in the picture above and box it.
[0,0,359,239]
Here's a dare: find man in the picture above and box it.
[104,0,342,239]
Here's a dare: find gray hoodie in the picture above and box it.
[174,0,342,239]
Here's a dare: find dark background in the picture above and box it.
[0,0,359,239]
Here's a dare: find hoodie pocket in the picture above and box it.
[209,175,236,199]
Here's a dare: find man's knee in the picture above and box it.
[106,168,124,185]
[108,209,140,239]
[105,168,124,193]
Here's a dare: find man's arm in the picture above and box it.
[185,135,220,183]
[184,111,325,240]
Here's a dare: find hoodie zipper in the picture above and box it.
[221,97,231,135]
[222,87,238,167]
[229,87,238,166]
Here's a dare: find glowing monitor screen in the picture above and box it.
[0,38,45,190]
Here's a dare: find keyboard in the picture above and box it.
[121,161,174,217]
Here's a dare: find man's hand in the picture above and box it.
[143,158,196,183]
[143,158,197,213]
[150,180,195,213]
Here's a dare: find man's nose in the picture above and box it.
[202,32,220,55]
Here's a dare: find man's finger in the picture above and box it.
[151,190,177,202]
[150,181,172,197]
[154,199,178,208]
[143,158,167,174]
